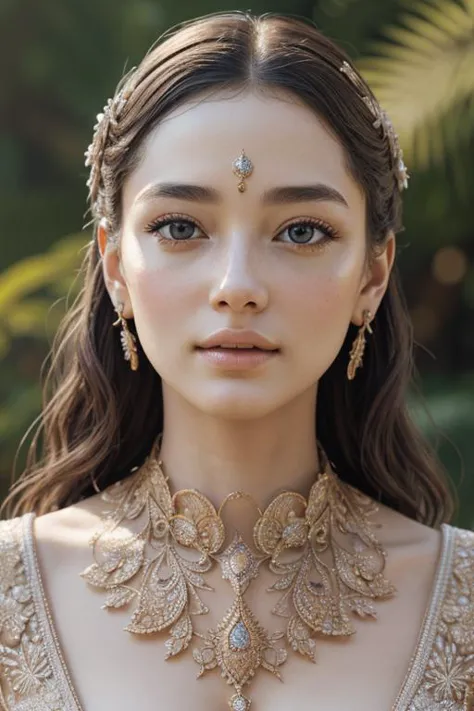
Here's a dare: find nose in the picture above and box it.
[208,240,269,314]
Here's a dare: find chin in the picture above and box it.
[190,384,288,420]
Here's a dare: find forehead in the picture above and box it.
[123,89,364,209]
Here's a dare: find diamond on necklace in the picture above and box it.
[217,533,261,593]
[229,620,251,650]
[230,693,251,711]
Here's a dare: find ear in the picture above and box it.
[352,232,396,325]
[97,219,134,319]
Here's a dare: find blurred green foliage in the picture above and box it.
[0,0,473,527]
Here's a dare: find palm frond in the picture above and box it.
[0,233,86,358]
[0,234,85,313]
[358,0,474,170]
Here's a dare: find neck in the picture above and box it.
[157,383,321,539]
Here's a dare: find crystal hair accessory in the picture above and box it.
[80,434,396,711]
[339,61,409,192]
[232,150,254,192]
[84,67,137,219]
[84,58,408,221]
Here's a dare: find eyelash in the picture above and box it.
[143,212,340,252]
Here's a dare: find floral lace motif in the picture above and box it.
[0,517,66,711]
[0,514,473,711]
[407,529,474,711]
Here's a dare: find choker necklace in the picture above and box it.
[80,435,397,710]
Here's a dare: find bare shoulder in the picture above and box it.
[372,500,444,563]
[32,492,109,569]
[375,503,474,604]
[376,500,474,553]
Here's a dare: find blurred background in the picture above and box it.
[0,0,473,526]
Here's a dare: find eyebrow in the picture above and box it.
[135,183,220,205]
[134,182,349,208]
[263,184,349,208]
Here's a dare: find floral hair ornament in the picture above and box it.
[84,66,138,222]
[339,61,409,192]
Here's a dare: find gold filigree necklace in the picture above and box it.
[80,435,396,710]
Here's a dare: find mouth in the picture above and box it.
[194,345,280,369]
[195,345,280,352]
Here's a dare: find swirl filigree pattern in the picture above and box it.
[80,436,396,710]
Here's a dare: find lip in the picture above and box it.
[195,347,279,370]
[197,329,280,351]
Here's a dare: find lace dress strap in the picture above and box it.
[0,513,79,711]
[404,524,474,710]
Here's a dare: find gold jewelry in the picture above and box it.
[347,309,373,381]
[232,150,254,192]
[80,434,396,710]
[112,301,139,371]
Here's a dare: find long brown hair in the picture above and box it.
[2,11,457,525]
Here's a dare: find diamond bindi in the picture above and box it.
[232,150,254,192]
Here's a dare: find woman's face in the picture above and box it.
[100,89,394,419]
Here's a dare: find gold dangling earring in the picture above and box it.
[347,309,373,380]
[112,301,139,371]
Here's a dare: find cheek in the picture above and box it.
[131,268,190,338]
[283,254,363,370]
[285,250,362,325]
[121,239,196,360]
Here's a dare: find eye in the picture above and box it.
[276,218,339,249]
[144,214,205,242]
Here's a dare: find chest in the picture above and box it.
[60,650,408,711]
[4,516,474,711]
[38,544,438,711]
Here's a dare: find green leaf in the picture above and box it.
[358,0,474,171]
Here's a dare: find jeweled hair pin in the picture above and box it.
[84,68,137,220]
[339,60,409,192]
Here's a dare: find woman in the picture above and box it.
[0,11,472,711]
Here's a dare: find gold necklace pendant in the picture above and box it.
[80,436,397,709]
[194,532,287,711]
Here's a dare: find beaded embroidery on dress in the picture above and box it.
[0,513,473,711]
[0,516,80,711]
[406,528,474,710]
[0,516,65,711]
